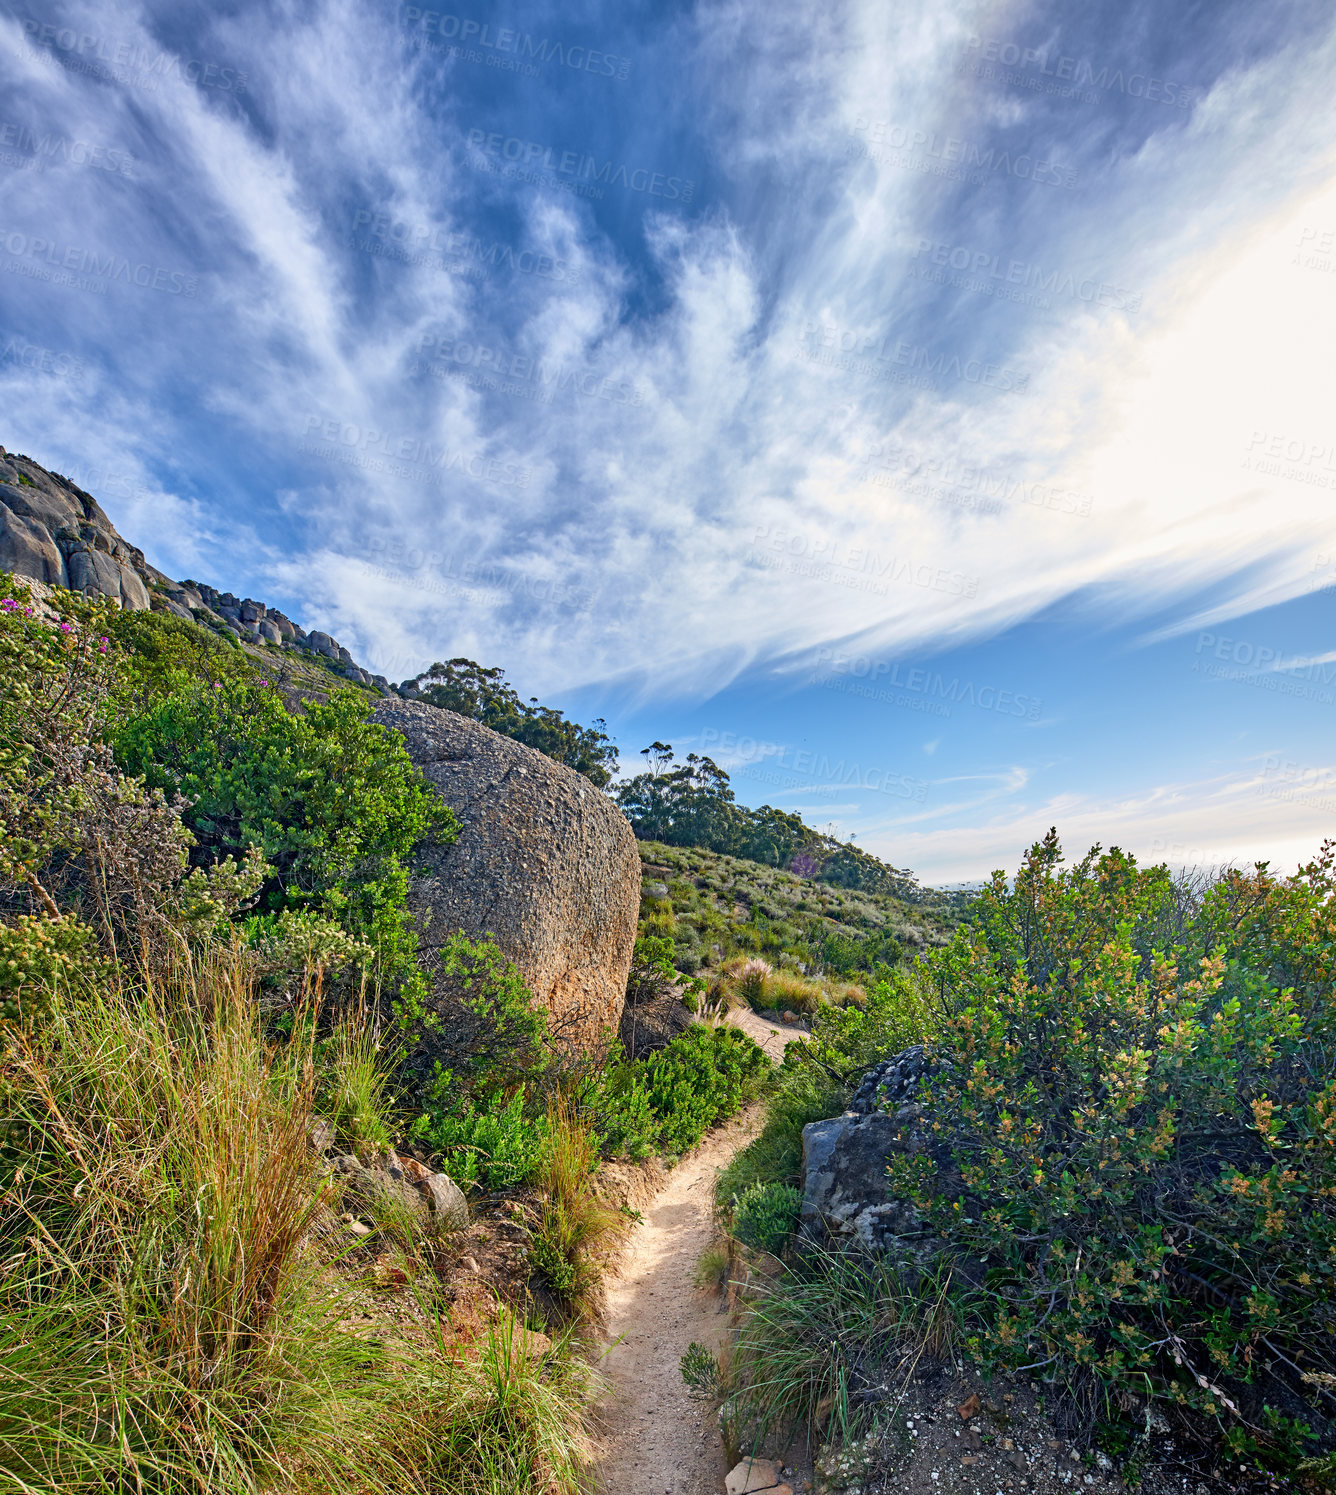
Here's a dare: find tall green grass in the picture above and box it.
[529,1096,629,1326]
[0,944,602,1495]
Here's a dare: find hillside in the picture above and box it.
[635,840,959,976]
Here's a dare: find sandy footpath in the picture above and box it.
[593,1009,804,1495]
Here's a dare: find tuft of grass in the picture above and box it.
[694,1242,732,1293]
[729,1248,964,1453]
[733,957,772,1006]
[315,1004,398,1155]
[762,968,824,1013]
[529,1096,629,1325]
[681,1341,720,1397]
[406,1308,604,1495]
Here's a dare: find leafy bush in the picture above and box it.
[405,932,550,1097]
[115,677,457,995]
[731,1180,802,1255]
[105,604,255,708]
[642,1024,770,1153]
[583,1064,661,1160]
[405,933,556,1186]
[0,581,269,988]
[413,1086,549,1191]
[625,932,681,1006]
[586,1023,770,1160]
[0,912,94,1028]
[892,831,1336,1466]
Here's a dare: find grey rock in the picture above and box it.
[306,629,340,659]
[419,1170,468,1229]
[801,1044,956,1255]
[0,499,68,585]
[329,1148,467,1232]
[117,559,150,610]
[848,1045,937,1116]
[644,881,670,902]
[370,697,639,1056]
[67,546,123,599]
[257,619,282,643]
[801,1112,911,1244]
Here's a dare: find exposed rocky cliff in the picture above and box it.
[0,445,386,688]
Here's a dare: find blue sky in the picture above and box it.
[3,0,1336,883]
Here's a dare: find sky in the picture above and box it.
[3,0,1336,884]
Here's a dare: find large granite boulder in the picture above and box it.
[371,697,640,1054]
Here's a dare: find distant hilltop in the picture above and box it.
[0,444,386,689]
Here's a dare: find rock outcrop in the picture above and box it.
[0,445,387,687]
[328,1148,469,1232]
[1,447,154,608]
[371,697,640,1053]
[801,1045,956,1254]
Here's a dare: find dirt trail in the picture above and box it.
[594,1011,803,1495]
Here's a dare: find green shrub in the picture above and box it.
[583,1064,661,1160]
[115,678,457,997]
[584,1023,769,1160]
[105,605,255,708]
[413,1086,549,1190]
[625,933,679,1006]
[0,912,95,1028]
[404,931,549,1100]
[892,831,1336,1463]
[642,1024,770,1153]
[0,580,271,980]
[731,1181,802,1254]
